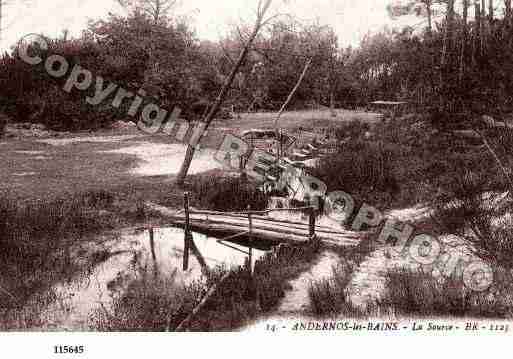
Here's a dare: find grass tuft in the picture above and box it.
[307,261,360,317]
[0,191,118,306]
[382,268,513,318]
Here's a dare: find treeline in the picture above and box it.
[0,11,358,130]
[349,0,513,117]
[0,14,215,130]
[2,1,509,131]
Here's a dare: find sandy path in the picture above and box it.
[277,251,340,316]
[347,232,480,310]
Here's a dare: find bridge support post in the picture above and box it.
[247,205,253,276]
[183,192,191,271]
[309,206,316,242]
[149,226,158,276]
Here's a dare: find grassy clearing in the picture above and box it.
[0,109,370,203]
[94,241,321,331]
[0,192,110,298]
[216,109,381,132]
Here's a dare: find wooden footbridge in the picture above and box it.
[146,193,359,249]
[144,192,360,332]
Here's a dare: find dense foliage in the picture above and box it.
[349,0,513,116]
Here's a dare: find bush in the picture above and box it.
[188,176,269,212]
[431,165,513,268]
[331,120,370,141]
[382,268,513,318]
[93,274,206,331]
[311,140,400,207]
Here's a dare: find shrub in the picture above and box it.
[188,176,269,212]
[382,268,513,318]
[93,274,206,331]
[331,120,370,141]
[311,140,400,207]
[431,166,513,268]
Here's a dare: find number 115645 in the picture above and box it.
[54,345,85,354]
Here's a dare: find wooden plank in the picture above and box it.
[147,203,356,237]
[186,212,349,237]
[186,214,348,240]
[146,202,359,246]
[174,218,309,244]
[187,219,308,238]
[183,208,341,232]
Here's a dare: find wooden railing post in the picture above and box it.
[149,227,158,275]
[309,206,316,242]
[183,192,191,271]
[247,205,253,276]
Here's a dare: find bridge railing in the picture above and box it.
[182,192,317,274]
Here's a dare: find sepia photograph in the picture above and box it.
[0,0,512,345]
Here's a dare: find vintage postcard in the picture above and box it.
[0,0,512,355]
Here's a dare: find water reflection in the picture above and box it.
[38,227,269,330]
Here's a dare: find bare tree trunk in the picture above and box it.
[507,0,513,48]
[439,0,455,110]
[425,0,432,33]
[459,0,469,84]
[488,0,494,22]
[328,53,337,118]
[154,0,161,23]
[473,2,482,65]
[505,0,512,45]
[273,57,312,157]
[176,0,273,186]
[481,0,487,54]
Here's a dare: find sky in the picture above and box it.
[0,0,416,52]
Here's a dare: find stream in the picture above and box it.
[34,227,268,330]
